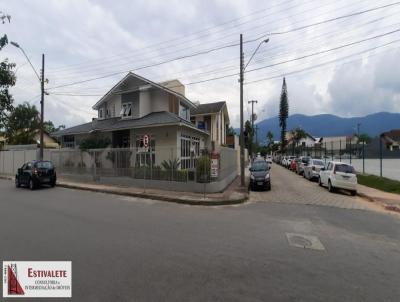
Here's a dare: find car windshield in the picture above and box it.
[334,164,355,174]
[302,158,310,163]
[313,160,324,166]
[35,161,53,169]
[252,161,268,172]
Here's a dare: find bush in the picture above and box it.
[196,154,211,183]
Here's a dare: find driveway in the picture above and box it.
[1,179,400,301]
[250,163,380,211]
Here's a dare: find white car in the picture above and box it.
[319,161,357,195]
[266,155,273,165]
[304,158,325,180]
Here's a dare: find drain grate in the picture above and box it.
[286,233,325,251]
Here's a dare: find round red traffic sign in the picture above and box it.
[143,134,149,148]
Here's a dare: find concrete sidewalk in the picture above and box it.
[58,176,248,206]
[357,184,400,213]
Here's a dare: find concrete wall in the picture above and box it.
[0,149,38,175]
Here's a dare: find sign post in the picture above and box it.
[143,134,149,192]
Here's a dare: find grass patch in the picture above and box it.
[357,174,400,194]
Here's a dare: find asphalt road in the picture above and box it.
[1,178,400,302]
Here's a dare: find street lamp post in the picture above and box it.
[11,42,45,160]
[239,35,269,186]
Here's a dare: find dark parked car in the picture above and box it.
[249,159,271,191]
[15,160,57,190]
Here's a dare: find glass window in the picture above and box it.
[179,102,190,121]
[99,108,103,119]
[35,161,53,169]
[135,136,155,167]
[180,134,200,169]
[313,160,324,166]
[334,164,355,174]
[121,103,132,118]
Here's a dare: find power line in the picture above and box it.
[48,0,368,79]
[244,39,400,84]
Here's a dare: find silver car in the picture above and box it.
[304,158,325,180]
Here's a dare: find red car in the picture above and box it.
[290,158,298,171]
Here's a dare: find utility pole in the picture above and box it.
[40,54,45,160]
[239,35,269,187]
[239,34,245,187]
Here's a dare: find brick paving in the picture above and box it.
[249,163,379,211]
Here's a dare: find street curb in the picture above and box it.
[57,183,248,206]
[357,192,375,203]
[357,192,400,214]
[0,175,13,181]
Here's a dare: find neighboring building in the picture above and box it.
[191,101,230,151]
[53,72,210,170]
[320,135,358,152]
[381,129,400,151]
[1,130,58,150]
[286,131,316,148]
[0,132,5,149]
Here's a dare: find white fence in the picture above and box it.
[0,149,38,176]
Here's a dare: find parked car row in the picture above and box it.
[274,155,357,196]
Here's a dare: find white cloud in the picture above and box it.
[2,0,400,128]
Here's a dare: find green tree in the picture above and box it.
[357,133,371,144]
[5,102,40,144]
[0,11,15,130]
[279,77,289,152]
[290,127,307,155]
[226,126,236,136]
[79,135,111,151]
[43,120,65,134]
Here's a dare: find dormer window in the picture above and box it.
[121,103,132,118]
[99,108,104,119]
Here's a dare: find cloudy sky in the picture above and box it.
[1,0,400,128]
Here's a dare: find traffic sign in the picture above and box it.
[143,134,149,148]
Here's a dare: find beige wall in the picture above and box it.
[139,90,151,117]
[150,90,169,113]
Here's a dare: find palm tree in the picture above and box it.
[290,127,307,155]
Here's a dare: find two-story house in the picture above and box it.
[54,72,209,169]
[190,101,230,151]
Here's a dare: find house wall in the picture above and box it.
[121,91,140,118]
[106,94,121,118]
[150,90,169,113]
[139,90,151,117]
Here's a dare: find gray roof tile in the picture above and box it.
[191,101,225,115]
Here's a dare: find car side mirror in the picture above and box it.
[320,167,325,171]
[268,166,271,170]
[17,168,22,174]
[249,168,253,172]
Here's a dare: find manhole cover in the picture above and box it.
[286,233,325,251]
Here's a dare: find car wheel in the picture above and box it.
[29,178,35,190]
[328,180,335,193]
[350,190,357,196]
[50,180,56,187]
[15,177,20,188]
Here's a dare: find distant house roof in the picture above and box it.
[191,101,226,115]
[381,129,400,145]
[53,111,208,137]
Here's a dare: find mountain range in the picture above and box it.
[243,112,400,143]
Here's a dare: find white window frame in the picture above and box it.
[120,102,132,118]
[180,134,200,170]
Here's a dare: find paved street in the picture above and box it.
[250,163,377,210]
[1,178,400,301]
